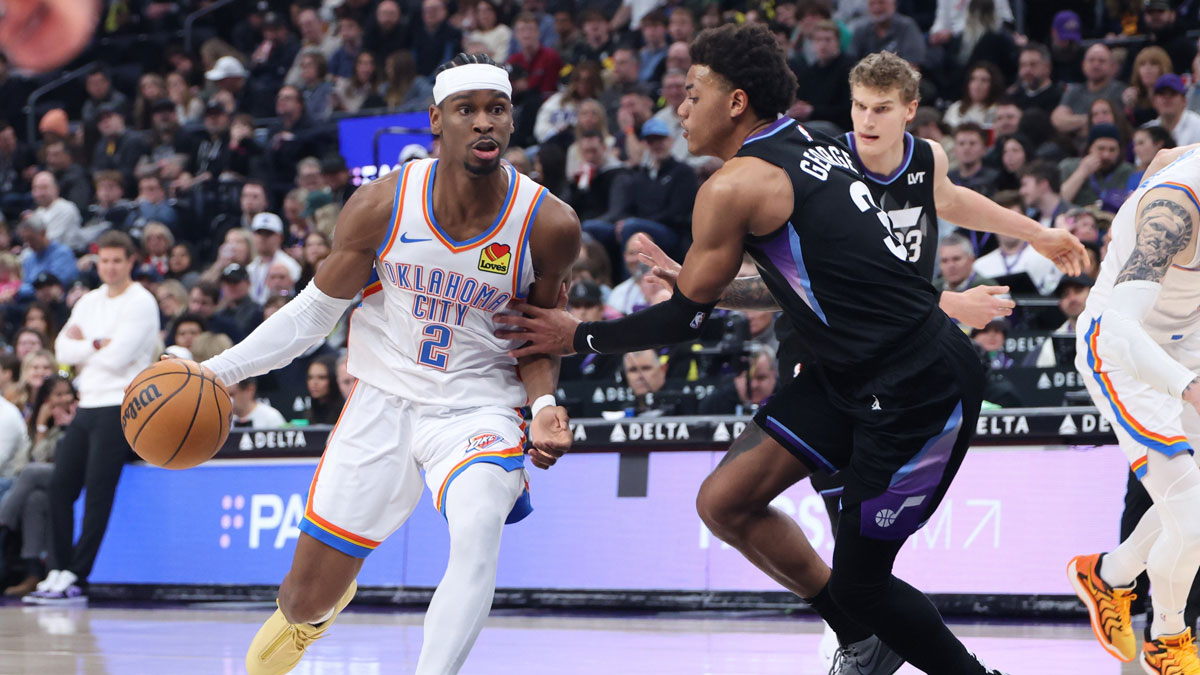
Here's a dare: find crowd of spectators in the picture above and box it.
[0,0,1196,451]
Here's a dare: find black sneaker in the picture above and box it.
[828,635,905,675]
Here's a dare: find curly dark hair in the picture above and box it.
[689,23,797,120]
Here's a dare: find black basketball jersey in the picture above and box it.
[738,118,939,373]
[844,131,939,281]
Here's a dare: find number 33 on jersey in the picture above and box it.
[346,158,549,409]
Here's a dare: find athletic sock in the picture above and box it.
[309,607,335,626]
[806,583,871,645]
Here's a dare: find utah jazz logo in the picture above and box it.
[121,383,163,429]
[478,242,511,275]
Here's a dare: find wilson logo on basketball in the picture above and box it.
[121,384,163,429]
[478,243,511,275]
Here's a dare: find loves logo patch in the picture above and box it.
[478,242,511,275]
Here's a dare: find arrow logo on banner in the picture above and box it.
[713,423,730,442]
[1037,373,1052,389]
[610,424,626,442]
[1059,415,1078,435]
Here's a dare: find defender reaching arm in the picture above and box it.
[494,158,776,356]
[928,139,1085,274]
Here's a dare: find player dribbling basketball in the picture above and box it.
[199,54,580,674]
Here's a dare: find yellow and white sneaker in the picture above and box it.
[1142,628,1200,675]
[245,580,358,675]
[1068,553,1137,662]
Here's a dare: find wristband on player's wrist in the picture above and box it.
[530,395,556,419]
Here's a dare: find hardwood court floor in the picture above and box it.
[0,602,1144,674]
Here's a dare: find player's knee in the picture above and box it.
[446,498,507,560]
[696,476,749,543]
[1158,481,1200,550]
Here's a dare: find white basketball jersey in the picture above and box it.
[1087,148,1200,341]
[346,158,548,408]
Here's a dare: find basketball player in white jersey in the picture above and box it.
[198,54,581,674]
[1068,144,1200,675]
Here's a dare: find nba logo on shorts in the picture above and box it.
[468,432,503,451]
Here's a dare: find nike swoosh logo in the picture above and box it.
[586,334,597,351]
[399,233,432,243]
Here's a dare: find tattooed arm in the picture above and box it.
[1115,195,1197,284]
[1095,187,1200,401]
[628,233,782,311]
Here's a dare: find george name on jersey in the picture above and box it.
[379,260,512,327]
[799,144,857,182]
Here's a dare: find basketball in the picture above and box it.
[0,0,101,72]
[121,359,232,469]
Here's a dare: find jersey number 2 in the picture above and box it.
[849,181,908,261]
[418,324,453,370]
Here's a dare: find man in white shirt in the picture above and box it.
[230,378,287,429]
[973,233,1063,295]
[1145,74,1200,146]
[246,212,301,304]
[30,171,82,246]
[29,230,158,605]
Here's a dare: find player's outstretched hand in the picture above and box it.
[945,285,1015,330]
[630,233,681,292]
[528,405,571,469]
[1032,227,1087,277]
[495,301,581,357]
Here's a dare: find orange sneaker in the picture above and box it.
[1068,553,1137,662]
[1142,628,1200,675]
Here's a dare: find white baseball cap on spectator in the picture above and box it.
[251,212,285,235]
[206,56,249,81]
[399,144,429,164]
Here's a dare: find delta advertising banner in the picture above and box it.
[90,445,1128,595]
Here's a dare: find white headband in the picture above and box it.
[432,64,513,105]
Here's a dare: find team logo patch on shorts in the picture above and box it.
[468,432,504,451]
[478,243,511,275]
